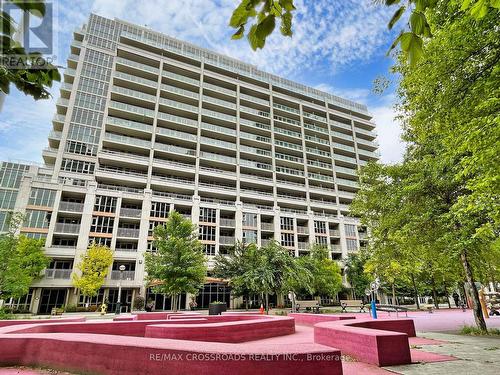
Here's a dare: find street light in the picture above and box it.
[115,265,126,314]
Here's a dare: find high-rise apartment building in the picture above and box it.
[1,14,377,313]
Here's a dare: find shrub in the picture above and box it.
[133,296,145,310]
[460,325,500,336]
[65,304,78,312]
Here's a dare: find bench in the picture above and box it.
[367,304,409,317]
[295,300,320,313]
[340,300,366,313]
[423,304,434,313]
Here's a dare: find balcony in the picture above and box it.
[330,120,352,131]
[157,127,197,142]
[200,136,237,150]
[275,140,302,152]
[273,103,299,115]
[53,114,65,124]
[203,82,234,96]
[306,147,331,158]
[240,159,272,171]
[336,178,359,188]
[298,242,309,250]
[219,236,235,245]
[305,135,329,146]
[330,245,342,252]
[304,122,328,135]
[120,208,142,218]
[58,201,84,212]
[275,126,301,138]
[307,159,332,170]
[116,57,160,74]
[200,151,236,164]
[303,112,327,123]
[49,131,62,140]
[117,228,140,238]
[155,143,196,157]
[201,122,236,137]
[296,226,309,235]
[220,218,235,227]
[104,133,151,149]
[164,70,199,86]
[161,84,199,99]
[329,230,340,237]
[240,132,271,144]
[203,95,236,110]
[273,114,300,126]
[54,223,80,234]
[109,101,155,119]
[240,93,269,106]
[112,85,156,103]
[114,71,157,88]
[107,116,153,133]
[261,223,274,231]
[241,106,270,118]
[45,269,72,279]
[110,270,135,280]
[160,98,199,114]
[157,112,198,128]
[275,166,304,177]
[239,118,271,131]
[202,109,236,123]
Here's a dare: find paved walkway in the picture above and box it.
[387,331,500,374]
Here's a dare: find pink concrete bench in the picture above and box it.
[314,318,416,366]
[0,316,86,328]
[289,313,356,326]
[0,319,342,375]
[145,316,295,342]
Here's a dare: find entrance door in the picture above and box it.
[39,288,68,314]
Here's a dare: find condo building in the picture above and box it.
[0,14,378,314]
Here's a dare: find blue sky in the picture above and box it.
[0,0,405,164]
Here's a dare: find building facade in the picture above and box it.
[1,14,378,314]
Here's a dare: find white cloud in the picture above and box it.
[90,0,395,76]
[369,94,405,164]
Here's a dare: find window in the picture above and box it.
[242,230,257,244]
[147,240,157,253]
[71,108,104,127]
[94,195,117,213]
[0,189,17,209]
[52,237,77,247]
[65,140,97,156]
[150,201,169,218]
[199,225,216,241]
[88,237,111,247]
[67,123,101,144]
[29,188,56,207]
[281,233,294,247]
[316,236,328,245]
[199,207,216,223]
[148,221,163,236]
[346,239,358,251]
[90,216,114,233]
[242,213,257,228]
[203,244,216,256]
[280,217,294,231]
[48,260,73,270]
[24,210,51,228]
[345,224,357,237]
[61,158,95,174]
[314,221,327,234]
[115,241,138,252]
[0,162,29,188]
[24,232,47,240]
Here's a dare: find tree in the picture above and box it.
[145,211,207,312]
[72,243,113,306]
[1,0,60,100]
[294,245,342,299]
[229,0,499,65]
[0,212,49,302]
[345,252,372,300]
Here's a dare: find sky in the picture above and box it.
[0,0,406,165]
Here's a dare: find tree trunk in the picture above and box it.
[461,250,487,332]
[245,294,249,311]
[411,273,420,309]
[265,293,269,314]
[171,294,178,312]
[392,283,397,306]
[443,281,451,309]
[431,275,439,309]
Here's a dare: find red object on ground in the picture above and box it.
[315,318,416,366]
[259,304,264,315]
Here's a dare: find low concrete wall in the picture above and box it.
[145,317,295,343]
[289,313,355,326]
[0,317,86,328]
[314,318,415,366]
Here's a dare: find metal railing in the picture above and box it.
[54,223,80,234]
[120,208,142,218]
[117,228,140,238]
[110,270,135,280]
[58,201,84,212]
[45,269,72,279]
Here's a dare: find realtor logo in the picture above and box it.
[1,0,54,54]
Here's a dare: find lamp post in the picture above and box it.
[115,265,126,314]
[370,277,380,319]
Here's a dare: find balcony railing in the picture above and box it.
[110,270,135,280]
[58,201,84,212]
[296,227,309,234]
[117,228,140,238]
[329,230,340,237]
[120,208,142,218]
[220,218,235,227]
[45,269,72,279]
[54,223,80,234]
[219,236,235,245]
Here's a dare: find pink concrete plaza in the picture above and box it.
[0,309,498,375]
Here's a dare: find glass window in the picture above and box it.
[280,217,294,231]
[314,221,327,234]
[281,233,294,247]
[199,207,216,223]
[242,213,258,227]
[242,230,257,244]
[345,224,357,237]
[29,188,56,207]
[94,196,117,213]
[346,239,358,251]
[199,225,216,241]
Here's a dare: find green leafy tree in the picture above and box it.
[213,241,261,310]
[0,0,60,99]
[229,0,499,65]
[72,243,113,305]
[294,245,342,299]
[0,212,49,301]
[145,211,207,312]
[345,252,371,300]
